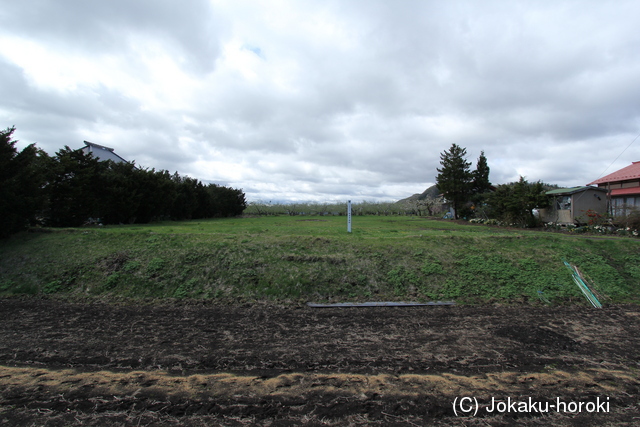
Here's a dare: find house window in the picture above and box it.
[556,196,571,210]
[612,198,624,216]
[612,197,640,217]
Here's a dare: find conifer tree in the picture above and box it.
[436,143,473,219]
[472,151,491,194]
[0,127,49,237]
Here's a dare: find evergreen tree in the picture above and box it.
[472,151,491,193]
[206,184,247,217]
[436,143,473,219]
[0,127,49,237]
[469,150,492,216]
[486,177,549,227]
[46,146,107,226]
[134,168,177,222]
[99,161,142,224]
[2,127,247,231]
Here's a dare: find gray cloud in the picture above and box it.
[3,0,640,202]
[1,0,224,74]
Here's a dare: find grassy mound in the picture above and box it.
[1,216,639,304]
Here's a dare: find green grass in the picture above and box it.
[1,216,639,305]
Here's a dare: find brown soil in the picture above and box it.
[1,299,639,426]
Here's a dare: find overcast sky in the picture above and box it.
[2,1,640,203]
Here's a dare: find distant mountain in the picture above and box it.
[397,181,561,205]
[396,185,441,204]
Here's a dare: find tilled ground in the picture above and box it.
[0,298,639,426]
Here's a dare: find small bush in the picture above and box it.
[42,280,63,294]
[421,260,444,275]
[469,218,502,226]
[146,258,166,275]
[103,272,122,290]
[387,266,421,295]
[0,279,14,292]
[122,260,141,272]
[173,279,197,298]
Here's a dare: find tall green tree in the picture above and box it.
[487,177,549,227]
[0,127,49,237]
[472,151,491,194]
[436,143,473,219]
[46,146,107,227]
[469,150,492,216]
[206,184,247,217]
[98,161,142,224]
[1,127,247,230]
[132,168,176,223]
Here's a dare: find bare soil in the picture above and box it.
[1,298,639,426]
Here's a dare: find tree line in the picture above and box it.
[1,127,246,237]
[436,143,551,226]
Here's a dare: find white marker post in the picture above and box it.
[347,200,352,233]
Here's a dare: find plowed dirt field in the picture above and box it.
[1,299,639,426]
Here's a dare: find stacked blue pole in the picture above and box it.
[563,260,603,308]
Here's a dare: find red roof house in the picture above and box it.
[588,162,640,216]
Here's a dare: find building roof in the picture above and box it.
[81,141,128,163]
[610,187,640,197]
[545,186,607,196]
[588,161,640,185]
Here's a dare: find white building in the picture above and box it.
[80,141,128,163]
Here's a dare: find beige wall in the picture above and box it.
[541,190,607,224]
[572,189,608,223]
[540,208,571,224]
[597,180,640,190]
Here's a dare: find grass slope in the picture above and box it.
[1,216,639,304]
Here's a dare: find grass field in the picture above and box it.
[1,215,639,304]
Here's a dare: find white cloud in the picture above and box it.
[2,0,640,202]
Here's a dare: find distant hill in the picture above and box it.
[396,181,561,206]
[396,185,441,204]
